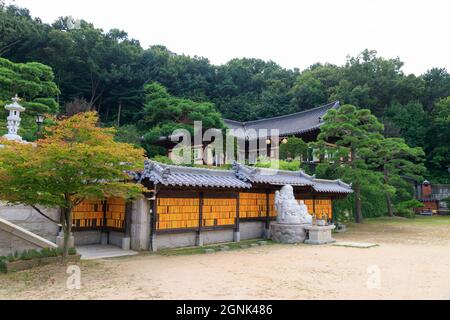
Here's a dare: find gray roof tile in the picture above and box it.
[224,101,339,138]
[138,161,252,189]
[137,160,353,194]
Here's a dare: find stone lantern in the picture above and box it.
[3,94,25,141]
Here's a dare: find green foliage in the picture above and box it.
[426,97,450,171]
[2,4,450,181]
[0,112,146,257]
[0,57,60,139]
[0,247,75,272]
[313,105,387,222]
[395,199,423,218]
[254,158,301,171]
[151,155,173,165]
[140,82,225,156]
[384,101,428,147]
[279,137,308,160]
[290,71,327,111]
[114,124,142,146]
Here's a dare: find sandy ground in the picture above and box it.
[1,217,450,300]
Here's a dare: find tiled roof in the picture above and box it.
[233,162,353,194]
[137,161,252,189]
[232,162,313,186]
[224,101,339,138]
[311,179,354,194]
[137,160,353,194]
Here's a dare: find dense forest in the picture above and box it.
[0,3,449,190]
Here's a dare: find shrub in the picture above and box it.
[151,155,173,164]
[68,247,77,256]
[40,247,60,257]
[395,199,424,218]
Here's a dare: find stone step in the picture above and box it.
[0,217,57,249]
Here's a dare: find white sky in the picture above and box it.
[8,0,450,75]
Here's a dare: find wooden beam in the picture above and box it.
[265,190,270,230]
[235,192,240,232]
[198,191,204,232]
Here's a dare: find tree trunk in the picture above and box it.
[354,183,363,223]
[117,102,122,127]
[384,167,394,217]
[386,194,394,217]
[60,207,73,260]
[351,148,363,223]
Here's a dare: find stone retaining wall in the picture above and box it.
[0,204,59,242]
[0,231,40,256]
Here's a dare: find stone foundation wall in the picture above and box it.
[202,229,234,244]
[156,232,197,250]
[109,231,126,247]
[240,221,265,240]
[153,222,266,250]
[72,230,102,246]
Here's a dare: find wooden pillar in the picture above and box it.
[124,202,132,237]
[235,192,240,232]
[265,190,271,239]
[234,192,240,242]
[331,196,335,223]
[312,195,316,215]
[101,199,108,244]
[196,191,204,246]
[150,185,159,252]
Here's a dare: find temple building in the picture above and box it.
[156,101,340,166]
[224,101,340,163]
[0,97,352,254]
[134,160,352,251]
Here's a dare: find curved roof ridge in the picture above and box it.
[224,101,339,126]
[239,163,314,178]
[151,161,236,175]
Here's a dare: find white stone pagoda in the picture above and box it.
[3,94,25,141]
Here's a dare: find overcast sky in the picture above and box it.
[9,0,450,75]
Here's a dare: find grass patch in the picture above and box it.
[157,239,274,256]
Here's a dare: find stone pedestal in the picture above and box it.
[304,225,336,245]
[196,231,204,247]
[264,228,271,240]
[121,237,131,250]
[270,223,308,244]
[56,231,74,248]
[233,230,240,242]
[150,233,158,252]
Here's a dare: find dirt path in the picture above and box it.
[1,217,450,300]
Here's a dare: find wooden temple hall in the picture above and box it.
[158,101,340,166]
[134,161,351,251]
[69,161,352,251]
[50,160,353,251]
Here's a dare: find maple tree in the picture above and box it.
[0,112,146,257]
